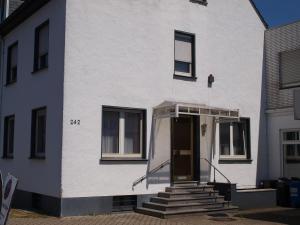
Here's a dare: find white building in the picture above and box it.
[0,0,267,216]
[265,21,300,180]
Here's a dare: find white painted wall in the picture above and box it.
[62,0,266,197]
[0,0,66,197]
[267,109,300,179]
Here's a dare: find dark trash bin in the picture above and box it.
[277,178,290,207]
[290,180,300,208]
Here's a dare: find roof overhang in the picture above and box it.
[0,0,50,37]
[153,101,240,121]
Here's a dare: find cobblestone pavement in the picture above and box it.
[7,208,300,225]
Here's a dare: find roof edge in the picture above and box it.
[249,0,269,29]
[0,0,50,37]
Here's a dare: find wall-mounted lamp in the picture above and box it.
[208,74,215,88]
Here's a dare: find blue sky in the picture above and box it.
[253,0,300,27]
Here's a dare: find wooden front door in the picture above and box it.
[171,117,194,182]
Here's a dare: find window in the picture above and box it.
[219,118,251,159]
[282,130,300,162]
[31,107,47,158]
[3,115,15,158]
[101,107,146,159]
[6,42,18,85]
[34,20,49,71]
[280,49,300,89]
[174,31,195,78]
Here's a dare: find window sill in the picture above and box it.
[29,156,46,160]
[190,0,208,6]
[32,66,48,75]
[5,81,17,87]
[219,159,252,164]
[173,74,197,81]
[100,158,148,164]
[2,156,13,159]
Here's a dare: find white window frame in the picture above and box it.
[102,108,144,159]
[174,31,195,78]
[282,129,300,161]
[219,121,247,160]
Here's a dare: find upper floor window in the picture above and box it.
[3,115,15,158]
[101,106,146,160]
[174,31,195,79]
[34,20,49,72]
[219,118,251,160]
[31,107,47,159]
[6,42,18,85]
[280,48,300,89]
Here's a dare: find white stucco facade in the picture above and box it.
[61,0,266,198]
[267,109,300,179]
[0,0,267,211]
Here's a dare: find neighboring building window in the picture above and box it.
[280,48,300,89]
[174,31,195,78]
[34,20,49,71]
[3,115,15,158]
[282,130,300,163]
[31,107,47,158]
[6,42,18,85]
[219,118,251,159]
[101,107,146,159]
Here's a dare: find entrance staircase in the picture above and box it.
[136,181,238,218]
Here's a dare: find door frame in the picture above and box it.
[170,115,200,184]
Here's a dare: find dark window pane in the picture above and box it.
[3,116,15,157]
[233,122,246,155]
[7,43,18,84]
[34,21,49,70]
[286,144,296,156]
[36,114,46,153]
[220,123,230,155]
[124,112,141,154]
[175,61,190,73]
[8,118,14,154]
[297,145,300,156]
[102,111,119,154]
[283,132,299,141]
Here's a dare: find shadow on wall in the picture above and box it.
[256,45,269,186]
[146,115,171,188]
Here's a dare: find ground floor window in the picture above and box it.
[282,130,300,163]
[3,115,15,158]
[219,118,251,159]
[31,107,47,159]
[101,106,146,159]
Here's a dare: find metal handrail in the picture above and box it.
[200,158,231,184]
[132,160,170,190]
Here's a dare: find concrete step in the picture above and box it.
[173,181,199,187]
[158,191,218,199]
[136,205,239,219]
[166,185,214,193]
[143,201,232,212]
[150,195,225,205]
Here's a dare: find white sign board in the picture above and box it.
[0,174,18,225]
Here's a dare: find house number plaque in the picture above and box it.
[70,120,80,125]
